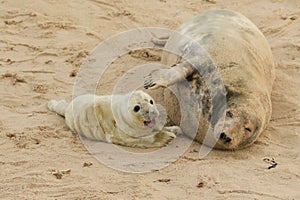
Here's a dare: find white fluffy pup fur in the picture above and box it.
[48,90,180,148]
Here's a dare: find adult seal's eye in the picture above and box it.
[133,105,140,112]
[226,111,233,118]
[150,100,153,105]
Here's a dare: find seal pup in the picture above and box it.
[48,91,180,148]
[145,9,275,150]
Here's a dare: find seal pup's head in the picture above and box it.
[115,90,161,138]
[128,90,159,129]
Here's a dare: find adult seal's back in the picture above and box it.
[145,9,275,150]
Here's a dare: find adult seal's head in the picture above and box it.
[216,107,261,149]
[113,90,162,138]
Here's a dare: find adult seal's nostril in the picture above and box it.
[225,137,232,144]
[219,132,232,144]
[219,132,226,140]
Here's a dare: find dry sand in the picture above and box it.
[0,0,299,199]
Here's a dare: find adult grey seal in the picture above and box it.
[145,9,275,150]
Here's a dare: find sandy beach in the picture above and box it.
[0,0,299,199]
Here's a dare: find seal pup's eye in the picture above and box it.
[133,105,140,112]
[149,100,153,105]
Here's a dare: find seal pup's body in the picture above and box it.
[48,91,179,148]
